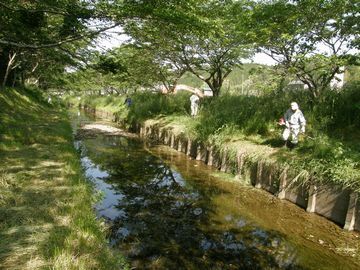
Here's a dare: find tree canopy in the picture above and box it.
[1,0,358,99]
[0,0,101,87]
[244,0,359,99]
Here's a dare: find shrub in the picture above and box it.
[127,91,189,123]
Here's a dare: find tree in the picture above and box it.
[122,24,190,93]
[122,0,253,97]
[180,35,252,97]
[0,0,112,88]
[181,1,255,97]
[0,0,209,90]
[95,45,167,92]
[115,0,207,93]
[245,0,360,100]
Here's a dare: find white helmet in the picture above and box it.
[290,102,299,110]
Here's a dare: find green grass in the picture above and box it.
[0,87,128,269]
[71,81,360,192]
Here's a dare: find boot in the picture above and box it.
[284,140,289,148]
[288,141,297,150]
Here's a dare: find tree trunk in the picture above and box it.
[2,52,17,88]
[206,69,224,97]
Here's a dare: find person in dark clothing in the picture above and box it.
[124,96,132,107]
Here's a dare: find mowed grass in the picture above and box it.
[0,88,128,269]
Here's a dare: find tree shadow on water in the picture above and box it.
[88,140,307,270]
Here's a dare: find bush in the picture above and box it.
[195,93,287,140]
[332,81,360,130]
[127,91,189,123]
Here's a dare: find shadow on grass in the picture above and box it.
[0,142,73,268]
[261,137,285,148]
[0,88,128,269]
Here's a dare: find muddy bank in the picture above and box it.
[75,123,139,140]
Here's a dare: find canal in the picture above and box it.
[71,111,360,270]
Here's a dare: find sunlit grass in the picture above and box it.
[0,88,128,269]
[71,87,360,192]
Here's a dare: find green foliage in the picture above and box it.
[122,0,254,96]
[304,81,360,134]
[80,95,126,113]
[178,71,204,88]
[293,135,360,190]
[0,0,97,88]
[95,45,168,89]
[127,91,189,123]
[245,0,359,100]
[195,93,284,140]
[331,81,360,131]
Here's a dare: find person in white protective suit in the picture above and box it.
[190,93,200,117]
[281,102,306,148]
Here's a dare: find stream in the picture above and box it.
[71,110,359,270]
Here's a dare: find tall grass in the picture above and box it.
[127,91,189,122]
[194,84,360,189]
[71,81,360,191]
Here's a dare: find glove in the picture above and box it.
[301,126,305,133]
[278,117,285,126]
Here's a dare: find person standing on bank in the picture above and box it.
[190,92,200,117]
[281,102,306,148]
[124,96,132,107]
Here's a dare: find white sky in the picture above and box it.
[93,26,130,52]
[252,53,276,65]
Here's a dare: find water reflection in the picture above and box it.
[74,135,304,270]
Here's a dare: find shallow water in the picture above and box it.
[71,111,360,270]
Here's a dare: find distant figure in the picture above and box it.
[281,102,306,148]
[190,93,200,117]
[124,96,132,107]
[47,96,52,104]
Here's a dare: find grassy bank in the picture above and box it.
[67,83,360,192]
[0,87,128,269]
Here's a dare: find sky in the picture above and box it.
[94,26,130,51]
[249,53,276,66]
